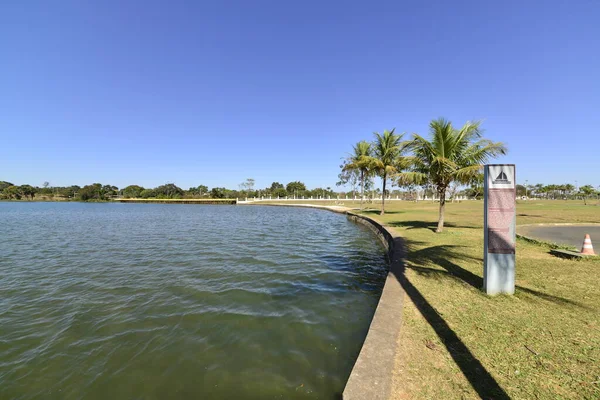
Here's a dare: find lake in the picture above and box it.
[0,202,387,399]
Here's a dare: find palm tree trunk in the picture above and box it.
[380,172,386,215]
[436,186,446,233]
[360,170,365,208]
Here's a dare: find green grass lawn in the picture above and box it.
[263,199,599,399]
[361,200,599,400]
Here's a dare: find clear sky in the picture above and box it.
[1,0,599,190]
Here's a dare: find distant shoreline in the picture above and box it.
[115,198,238,205]
[0,198,238,204]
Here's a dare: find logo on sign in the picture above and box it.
[493,171,511,184]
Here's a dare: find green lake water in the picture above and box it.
[0,202,387,399]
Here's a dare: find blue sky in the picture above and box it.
[1,0,599,190]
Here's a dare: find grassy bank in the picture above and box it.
[364,200,599,399]
[264,199,600,399]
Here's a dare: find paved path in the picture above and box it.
[518,224,600,249]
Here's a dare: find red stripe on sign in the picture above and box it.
[488,248,516,254]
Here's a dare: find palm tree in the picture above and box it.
[342,140,374,207]
[372,129,408,215]
[398,118,507,232]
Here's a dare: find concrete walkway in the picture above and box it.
[518,224,600,249]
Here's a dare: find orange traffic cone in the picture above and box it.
[581,234,595,255]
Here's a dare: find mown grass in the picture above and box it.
[363,200,600,400]
[263,199,600,398]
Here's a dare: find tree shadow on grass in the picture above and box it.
[406,243,483,287]
[380,217,595,399]
[404,240,590,309]
[360,209,406,215]
[351,219,592,399]
[517,213,570,222]
[387,220,479,232]
[389,236,511,400]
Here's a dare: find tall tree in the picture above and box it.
[102,185,119,198]
[198,185,208,196]
[579,185,596,205]
[286,181,306,197]
[61,185,80,198]
[337,164,358,199]
[210,187,229,198]
[465,173,484,199]
[78,183,103,201]
[122,185,145,198]
[399,118,507,232]
[0,181,14,191]
[154,183,184,199]
[19,185,37,200]
[533,183,544,198]
[240,178,255,192]
[140,189,156,198]
[3,185,22,200]
[188,185,208,197]
[372,129,407,215]
[341,140,374,207]
[272,187,287,198]
[270,182,284,191]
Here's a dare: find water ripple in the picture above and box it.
[0,202,387,399]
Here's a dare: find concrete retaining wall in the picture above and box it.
[342,212,404,400]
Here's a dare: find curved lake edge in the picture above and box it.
[244,203,405,400]
[1,202,391,398]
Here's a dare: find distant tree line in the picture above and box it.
[0,180,340,202]
[457,181,600,202]
[514,183,600,202]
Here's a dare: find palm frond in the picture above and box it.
[405,118,507,190]
[395,171,429,185]
[454,165,484,184]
